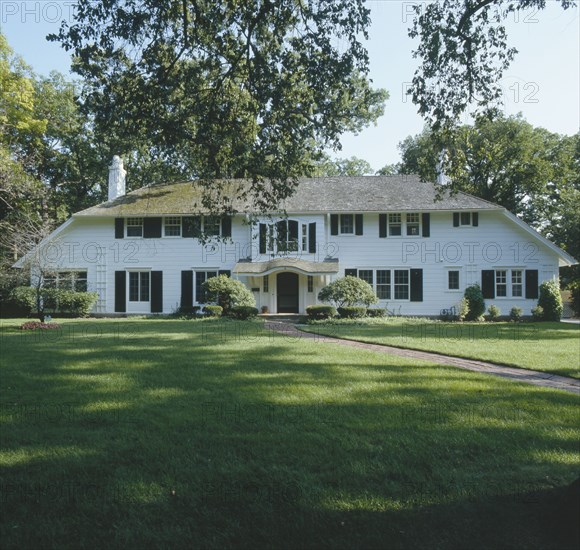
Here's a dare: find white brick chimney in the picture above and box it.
[108,155,126,201]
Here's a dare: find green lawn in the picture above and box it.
[300,319,580,379]
[1,318,579,549]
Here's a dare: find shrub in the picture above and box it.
[537,280,563,321]
[306,305,336,320]
[464,284,485,321]
[9,287,36,314]
[367,308,386,318]
[202,275,255,312]
[203,305,223,317]
[9,287,98,317]
[318,276,378,308]
[227,306,259,320]
[487,305,501,321]
[510,306,523,322]
[531,305,544,321]
[457,297,469,321]
[337,306,367,319]
[570,280,580,317]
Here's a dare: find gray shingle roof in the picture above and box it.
[75,175,501,217]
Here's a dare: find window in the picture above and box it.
[359,270,373,286]
[44,271,87,291]
[448,270,460,290]
[302,224,308,252]
[129,271,150,302]
[406,213,420,236]
[263,275,269,293]
[340,214,354,234]
[307,275,314,293]
[376,270,391,299]
[164,216,181,237]
[394,270,409,300]
[204,216,220,237]
[496,270,507,297]
[512,270,523,297]
[126,217,143,237]
[460,212,471,226]
[276,220,299,252]
[388,213,402,236]
[195,271,218,303]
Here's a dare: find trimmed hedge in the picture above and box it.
[367,308,386,318]
[203,305,223,317]
[227,306,259,320]
[510,306,523,322]
[337,306,367,319]
[538,280,563,321]
[531,305,544,321]
[487,305,501,321]
[9,287,98,317]
[306,305,336,320]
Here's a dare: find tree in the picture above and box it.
[50,0,388,214]
[375,163,401,176]
[318,276,378,308]
[315,155,374,176]
[408,0,576,128]
[398,115,576,225]
[202,275,255,312]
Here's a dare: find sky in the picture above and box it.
[1,1,578,172]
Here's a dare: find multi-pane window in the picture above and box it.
[340,214,354,234]
[164,216,181,237]
[195,271,217,303]
[126,217,143,237]
[263,275,269,293]
[302,224,308,252]
[376,270,391,299]
[394,270,409,300]
[359,270,373,286]
[44,271,87,291]
[307,276,314,293]
[204,216,221,236]
[406,213,420,235]
[496,270,507,297]
[460,212,471,226]
[276,220,299,252]
[129,271,150,302]
[448,270,460,290]
[512,270,523,297]
[388,213,402,236]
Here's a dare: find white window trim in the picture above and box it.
[127,269,152,303]
[445,267,462,292]
[493,267,526,299]
[126,217,144,238]
[339,214,355,235]
[385,212,422,238]
[356,267,410,302]
[163,216,182,238]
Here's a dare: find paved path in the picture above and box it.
[265,320,580,395]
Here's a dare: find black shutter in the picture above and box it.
[453,213,460,227]
[308,222,316,253]
[482,270,495,299]
[181,271,193,308]
[422,213,430,237]
[221,216,232,238]
[144,217,162,238]
[472,212,479,227]
[525,270,539,299]
[151,271,163,312]
[410,268,423,302]
[330,214,339,236]
[259,224,267,254]
[379,214,387,238]
[345,268,357,277]
[182,216,201,238]
[115,218,124,239]
[218,270,231,277]
[355,214,363,235]
[114,271,126,312]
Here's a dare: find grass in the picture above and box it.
[1,317,579,549]
[300,318,580,379]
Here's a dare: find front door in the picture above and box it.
[277,272,299,313]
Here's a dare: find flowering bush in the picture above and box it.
[20,321,61,330]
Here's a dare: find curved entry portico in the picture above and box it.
[277,272,299,313]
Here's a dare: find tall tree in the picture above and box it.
[50,0,388,213]
[409,0,576,128]
[315,155,374,176]
[398,114,579,233]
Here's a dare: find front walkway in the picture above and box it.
[264,320,580,395]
